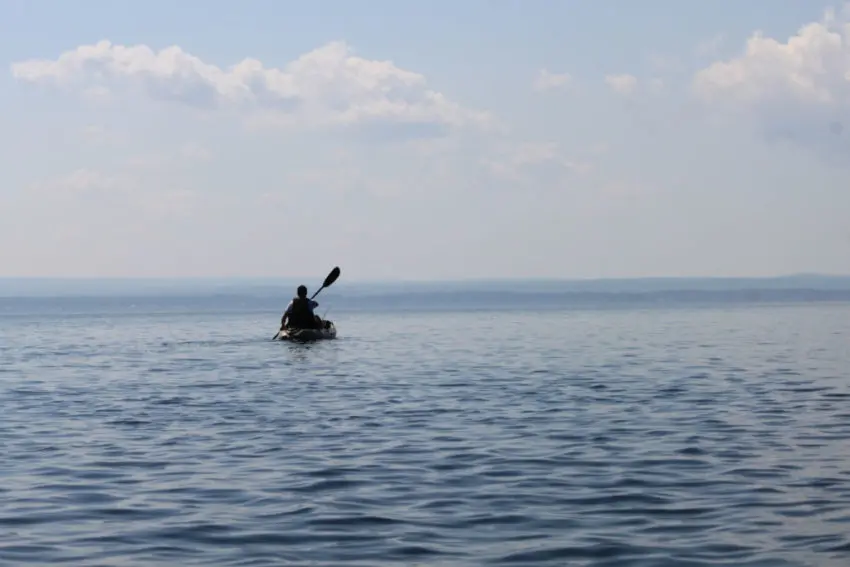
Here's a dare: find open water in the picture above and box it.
[2,293,850,566]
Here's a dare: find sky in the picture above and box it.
[1,0,849,281]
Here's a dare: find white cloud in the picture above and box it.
[533,68,571,91]
[29,167,199,222]
[693,14,848,106]
[31,168,130,195]
[10,39,492,133]
[692,7,850,161]
[511,142,592,173]
[605,74,638,95]
[481,141,593,186]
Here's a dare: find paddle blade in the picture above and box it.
[322,266,341,289]
[309,266,341,299]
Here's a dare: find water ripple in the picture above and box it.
[1,304,850,565]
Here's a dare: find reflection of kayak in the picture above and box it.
[275,321,337,342]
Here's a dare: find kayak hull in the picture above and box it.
[276,321,337,342]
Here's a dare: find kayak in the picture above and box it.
[275,321,337,342]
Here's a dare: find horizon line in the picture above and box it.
[1,272,850,284]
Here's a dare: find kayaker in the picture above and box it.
[280,285,322,329]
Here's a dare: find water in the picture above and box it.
[2,295,850,566]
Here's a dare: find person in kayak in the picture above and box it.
[281,285,322,329]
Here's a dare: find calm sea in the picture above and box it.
[2,288,850,566]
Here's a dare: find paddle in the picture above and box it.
[273,266,341,339]
[311,266,341,300]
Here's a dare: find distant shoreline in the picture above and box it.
[2,273,849,284]
[2,273,850,299]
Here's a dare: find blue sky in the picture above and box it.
[1,0,848,281]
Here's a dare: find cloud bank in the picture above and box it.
[693,7,850,161]
[605,74,638,95]
[533,69,571,91]
[11,40,492,132]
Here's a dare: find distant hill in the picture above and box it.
[2,274,850,298]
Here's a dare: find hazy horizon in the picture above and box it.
[2,270,850,283]
[4,272,850,299]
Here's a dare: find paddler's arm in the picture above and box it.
[280,300,294,329]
